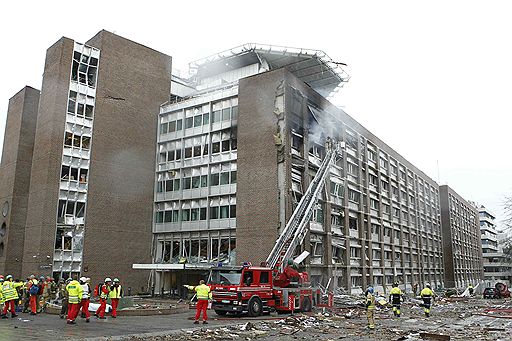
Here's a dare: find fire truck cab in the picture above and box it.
[210,264,313,316]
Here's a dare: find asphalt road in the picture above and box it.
[0,311,244,341]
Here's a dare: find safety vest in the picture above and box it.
[194,284,211,300]
[390,287,402,304]
[81,283,90,299]
[366,293,376,310]
[2,281,21,301]
[0,283,4,304]
[420,287,434,297]
[109,285,122,299]
[66,280,83,304]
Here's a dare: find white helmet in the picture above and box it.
[79,277,87,282]
[105,277,112,282]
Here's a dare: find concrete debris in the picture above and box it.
[126,298,512,341]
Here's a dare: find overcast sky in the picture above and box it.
[1,1,511,225]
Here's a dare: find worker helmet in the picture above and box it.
[65,278,72,283]
[113,278,119,283]
[39,275,45,280]
[29,274,35,279]
[367,286,374,294]
[392,282,398,287]
[105,277,112,283]
[0,277,3,282]
[6,275,12,280]
[79,276,87,283]
[425,283,431,289]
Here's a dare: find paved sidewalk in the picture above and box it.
[0,311,234,341]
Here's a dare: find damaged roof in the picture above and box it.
[189,43,350,98]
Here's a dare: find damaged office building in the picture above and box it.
[0,34,483,294]
[134,44,482,294]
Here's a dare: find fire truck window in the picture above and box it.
[243,272,253,286]
[260,272,270,284]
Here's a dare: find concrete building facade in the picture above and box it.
[440,185,483,288]
[479,205,511,286]
[0,87,40,276]
[143,45,446,294]
[0,30,171,290]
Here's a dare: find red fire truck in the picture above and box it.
[210,140,341,316]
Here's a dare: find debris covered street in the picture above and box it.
[122,298,512,341]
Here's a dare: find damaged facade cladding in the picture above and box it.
[145,44,475,295]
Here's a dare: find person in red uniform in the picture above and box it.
[79,277,91,323]
[95,278,111,319]
[27,275,39,315]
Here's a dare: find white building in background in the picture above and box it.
[479,205,512,286]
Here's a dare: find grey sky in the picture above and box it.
[1,0,511,224]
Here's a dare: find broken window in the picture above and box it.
[191,176,200,189]
[79,169,88,183]
[193,146,201,157]
[82,136,91,149]
[70,167,78,181]
[61,165,70,180]
[85,104,94,118]
[75,202,85,218]
[211,239,219,260]
[349,217,358,230]
[68,91,77,113]
[66,201,75,215]
[72,134,81,147]
[65,132,73,146]
[57,200,66,223]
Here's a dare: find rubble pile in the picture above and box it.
[126,298,512,341]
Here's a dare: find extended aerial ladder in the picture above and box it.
[266,138,343,274]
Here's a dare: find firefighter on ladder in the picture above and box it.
[389,282,403,317]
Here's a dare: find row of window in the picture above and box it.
[64,132,91,150]
[57,200,85,220]
[61,165,88,183]
[71,51,98,88]
[159,106,238,134]
[155,204,237,223]
[67,91,94,119]
[156,171,237,192]
[158,139,237,163]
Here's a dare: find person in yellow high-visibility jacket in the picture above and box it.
[108,278,122,318]
[184,280,212,324]
[65,277,83,324]
[2,275,23,318]
[389,283,403,317]
[0,276,4,317]
[366,286,376,329]
[420,283,435,317]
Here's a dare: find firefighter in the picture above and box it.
[2,275,23,318]
[184,279,211,324]
[389,283,403,317]
[420,283,434,317]
[27,275,39,315]
[366,286,376,329]
[58,278,70,319]
[468,284,474,296]
[65,276,83,324]
[95,277,111,319]
[79,277,91,322]
[109,278,122,318]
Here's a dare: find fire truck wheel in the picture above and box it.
[214,310,227,316]
[301,297,312,312]
[248,297,263,317]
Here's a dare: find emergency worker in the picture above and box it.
[59,278,70,319]
[109,278,122,318]
[65,276,83,324]
[366,286,376,329]
[79,277,91,322]
[389,283,403,317]
[2,275,23,318]
[420,283,435,317]
[95,278,111,319]
[0,276,4,317]
[27,275,39,315]
[184,279,211,324]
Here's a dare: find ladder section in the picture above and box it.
[266,139,342,272]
